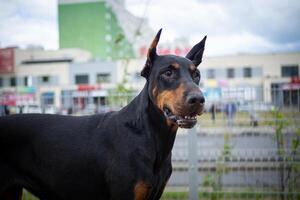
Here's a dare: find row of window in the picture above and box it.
[205,65,299,79]
[75,73,111,84]
[0,73,111,88]
[0,76,51,88]
[281,65,299,77]
[206,67,255,79]
[1,66,298,87]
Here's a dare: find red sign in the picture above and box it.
[282,83,300,90]
[0,47,15,74]
[139,46,191,58]
[0,93,35,106]
[291,77,300,84]
[0,92,16,106]
[78,84,97,91]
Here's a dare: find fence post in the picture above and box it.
[188,127,198,200]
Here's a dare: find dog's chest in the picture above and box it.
[147,158,172,198]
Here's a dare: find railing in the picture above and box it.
[21,127,300,200]
[5,87,299,200]
[161,126,300,200]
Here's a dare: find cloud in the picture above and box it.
[212,0,300,44]
[126,0,300,55]
[0,0,299,55]
[0,15,58,49]
[0,0,58,49]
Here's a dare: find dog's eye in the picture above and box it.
[163,69,173,77]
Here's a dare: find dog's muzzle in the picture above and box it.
[163,101,204,129]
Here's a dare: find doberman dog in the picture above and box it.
[0,29,206,200]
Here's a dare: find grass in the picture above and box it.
[22,190,38,200]
[161,191,300,200]
[22,189,300,200]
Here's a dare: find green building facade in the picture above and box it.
[58,0,134,60]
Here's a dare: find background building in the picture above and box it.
[200,52,300,107]
[0,47,92,109]
[1,0,300,114]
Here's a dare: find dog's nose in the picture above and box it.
[187,93,205,105]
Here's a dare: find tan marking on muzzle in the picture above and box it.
[156,83,185,115]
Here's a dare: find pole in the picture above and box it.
[188,127,198,200]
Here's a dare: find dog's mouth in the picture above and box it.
[163,106,203,129]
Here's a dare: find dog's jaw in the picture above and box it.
[163,106,203,129]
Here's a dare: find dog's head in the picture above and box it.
[141,29,206,129]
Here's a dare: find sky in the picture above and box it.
[0,0,299,56]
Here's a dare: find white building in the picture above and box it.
[0,47,126,113]
[1,47,299,113]
[124,52,300,107]
[201,52,300,106]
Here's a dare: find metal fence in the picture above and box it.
[161,126,300,200]
[2,87,298,200]
[20,126,300,200]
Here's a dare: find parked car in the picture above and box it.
[43,105,57,114]
[20,104,42,114]
[238,102,275,112]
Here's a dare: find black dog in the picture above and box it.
[0,29,206,200]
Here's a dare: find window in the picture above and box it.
[24,76,29,86]
[207,69,215,79]
[227,68,235,78]
[24,76,33,86]
[10,77,16,86]
[41,92,54,105]
[0,77,3,87]
[243,67,252,78]
[75,74,89,84]
[96,73,111,83]
[38,76,50,85]
[42,76,50,83]
[281,65,299,77]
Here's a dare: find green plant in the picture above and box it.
[203,132,232,199]
[271,108,300,200]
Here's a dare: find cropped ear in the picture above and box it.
[141,29,162,79]
[186,36,207,67]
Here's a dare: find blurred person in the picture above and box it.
[18,105,24,114]
[224,101,236,127]
[0,106,4,116]
[250,110,258,127]
[67,107,73,115]
[210,103,216,124]
[4,105,10,116]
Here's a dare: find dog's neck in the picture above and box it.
[120,82,178,171]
